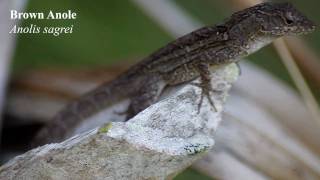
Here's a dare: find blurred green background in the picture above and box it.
[11,0,319,179]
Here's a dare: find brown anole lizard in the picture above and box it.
[32,2,315,146]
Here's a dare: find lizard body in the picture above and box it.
[32,2,315,146]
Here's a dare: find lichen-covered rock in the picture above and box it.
[0,64,239,180]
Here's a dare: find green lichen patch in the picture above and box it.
[98,122,113,133]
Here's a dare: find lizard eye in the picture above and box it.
[285,12,294,25]
[285,18,294,25]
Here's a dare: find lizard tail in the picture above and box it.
[30,72,140,147]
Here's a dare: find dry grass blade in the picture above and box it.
[284,37,320,88]
[273,39,320,126]
[0,0,28,143]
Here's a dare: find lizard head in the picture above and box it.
[256,2,315,36]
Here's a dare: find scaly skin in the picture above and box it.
[32,2,315,146]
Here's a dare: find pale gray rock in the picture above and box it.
[0,64,239,180]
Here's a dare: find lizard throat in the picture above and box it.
[246,37,275,55]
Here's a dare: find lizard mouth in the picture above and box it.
[299,25,316,34]
[285,23,316,35]
[300,19,316,34]
[308,24,316,32]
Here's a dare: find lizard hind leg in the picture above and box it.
[124,76,166,120]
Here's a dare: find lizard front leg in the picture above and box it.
[191,63,218,112]
[163,62,218,112]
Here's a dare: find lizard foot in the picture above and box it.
[190,81,218,113]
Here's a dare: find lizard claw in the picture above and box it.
[190,82,218,113]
